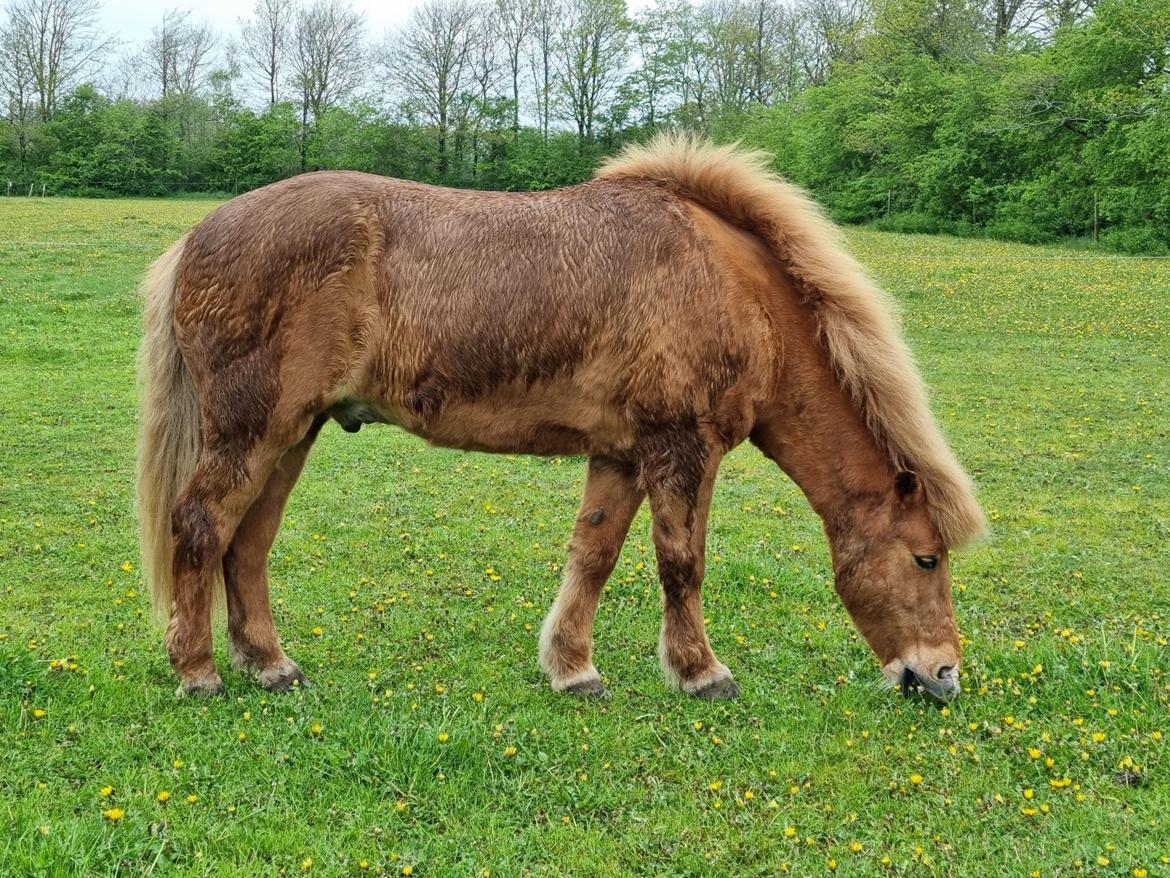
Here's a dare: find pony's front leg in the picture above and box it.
[645,438,738,699]
[539,458,643,697]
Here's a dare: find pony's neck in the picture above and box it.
[758,388,892,540]
[750,280,894,539]
[689,199,896,536]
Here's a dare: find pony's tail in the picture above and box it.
[136,237,201,622]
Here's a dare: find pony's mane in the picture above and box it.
[597,134,987,548]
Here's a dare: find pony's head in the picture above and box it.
[829,470,962,702]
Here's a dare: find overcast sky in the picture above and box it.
[100,0,655,46]
[100,1,413,45]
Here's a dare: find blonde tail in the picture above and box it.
[136,238,201,621]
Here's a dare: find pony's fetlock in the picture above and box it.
[176,669,225,698]
[256,658,308,692]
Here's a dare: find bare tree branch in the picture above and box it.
[144,9,218,99]
[239,0,294,106]
[3,0,111,121]
[386,0,484,175]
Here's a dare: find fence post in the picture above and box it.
[1093,190,1099,243]
[41,183,46,197]
[5,180,10,196]
[886,189,892,218]
[28,183,34,197]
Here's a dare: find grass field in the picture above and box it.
[1,197,1167,877]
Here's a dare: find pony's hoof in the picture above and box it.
[258,663,309,693]
[176,676,225,698]
[692,676,740,700]
[564,677,609,700]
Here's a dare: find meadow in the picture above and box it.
[0,197,1167,877]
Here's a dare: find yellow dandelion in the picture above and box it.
[909,773,923,785]
[186,794,198,804]
[32,708,45,719]
[310,722,323,735]
[99,785,114,797]
[437,732,449,743]
[101,807,124,822]
[401,867,413,876]
[157,790,170,803]
[503,746,517,757]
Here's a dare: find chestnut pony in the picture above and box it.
[137,136,985,701]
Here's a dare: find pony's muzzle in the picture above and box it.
[886,660,961,703]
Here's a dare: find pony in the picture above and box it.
[137,135,985,701]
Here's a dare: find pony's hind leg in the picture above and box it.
[539,458,643,697]
[168,404,316,697]
[168,443,287,696]
[643,430,737,699]
[224,418,324,691]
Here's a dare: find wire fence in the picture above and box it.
[2,179,259,197]
[2,238,1166,260]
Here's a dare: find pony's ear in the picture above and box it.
[894,470,920,501]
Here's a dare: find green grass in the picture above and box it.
[1,198,1167,877]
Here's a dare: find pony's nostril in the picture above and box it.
[899,667,917,695]
[936,665,955,681]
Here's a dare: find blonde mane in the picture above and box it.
[598,134,987,548]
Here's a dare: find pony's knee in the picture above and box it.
[568,536,623,580]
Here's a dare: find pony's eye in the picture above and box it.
[914,554,939,570]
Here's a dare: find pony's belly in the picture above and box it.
[386,381,633,457]
[411,418,591,456]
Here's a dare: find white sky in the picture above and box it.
[101,1,415,45]
[100,0,655,46]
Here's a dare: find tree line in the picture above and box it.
[1,0,1167,252]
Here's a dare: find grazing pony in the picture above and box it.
[137,136,985,701]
